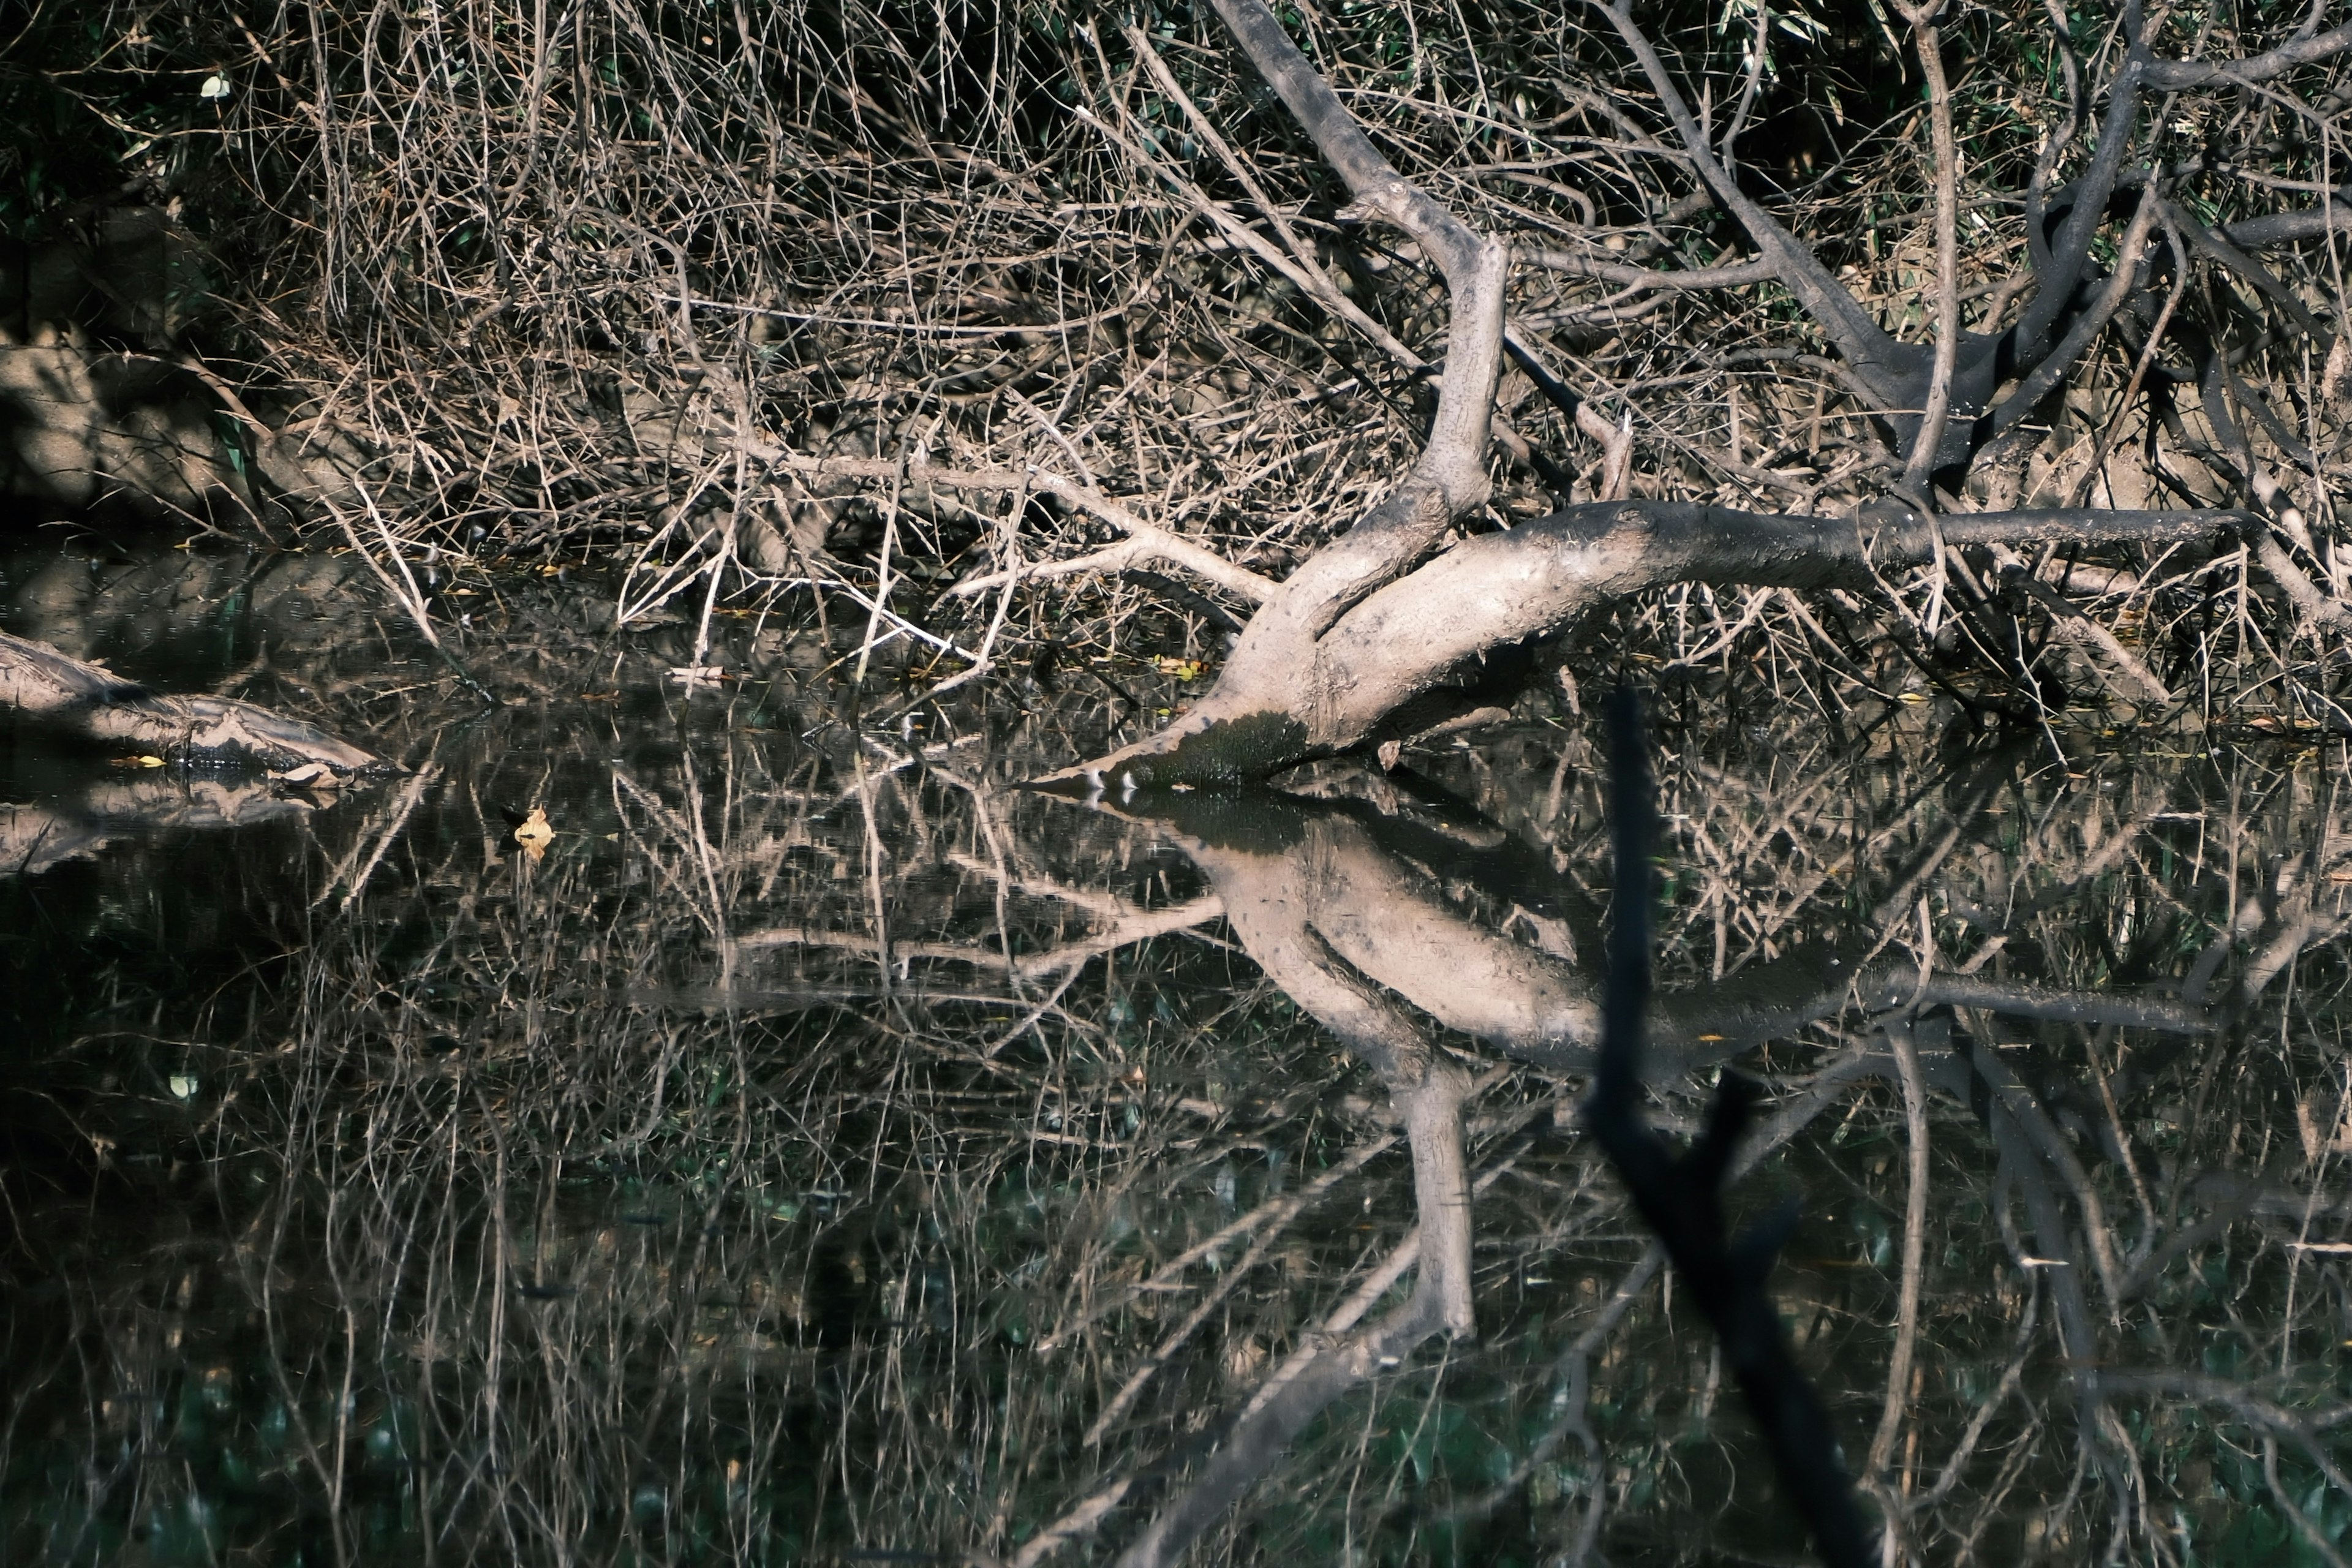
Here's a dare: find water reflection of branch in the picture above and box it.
[1962,1030,2128,1314]
[317,760,440,908]
[1427,1244,1663,1547]
[1020,729,2324,1561]
[736,897,1226,984]
[2095,1369,2352,1566]
[0,774,330,878]
[1023,793,1490,1564]
[40,645,2352,1567]
[1114,783,2214,1073]
[1865,1006,1931,1529]
[1037,1129,1403,1355]
[1110,1086,1479,1568]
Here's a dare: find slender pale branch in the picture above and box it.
[1898,0,1962,491]
[1206,0,1483,282]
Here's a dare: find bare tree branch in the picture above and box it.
[2144,18,2352,87]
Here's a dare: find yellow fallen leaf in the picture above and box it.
[1154,656,1208,680]
[514,807,554,848]
[109,754,168,769]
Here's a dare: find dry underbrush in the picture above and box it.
[4,0,2341,710]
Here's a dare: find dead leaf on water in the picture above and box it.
[514,807,554,852]
[111,755,167,769]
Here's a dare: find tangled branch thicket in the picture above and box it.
[11,0,2348,714]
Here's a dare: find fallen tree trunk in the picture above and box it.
[0,629,386,775]
[1038,499,2250,792]
[1030,0,2340,793]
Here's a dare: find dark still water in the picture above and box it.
[4,540,2350,1566]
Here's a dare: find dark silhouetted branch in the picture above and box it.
[1585,687,1875,1568]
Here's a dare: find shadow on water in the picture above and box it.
[4,538,2351,1564]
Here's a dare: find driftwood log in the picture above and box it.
[0,628,384,775]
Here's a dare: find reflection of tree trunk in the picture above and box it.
[0,628,382,774]
[1111,1227,1461,1568]
[0,775,328,877]
[1133,789,2210,1072]
[1079,772,2240,1562]
[1110,1063,1473,1568]
[1101,801,1481,1565]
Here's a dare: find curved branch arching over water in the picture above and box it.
[1031,0,2348,794]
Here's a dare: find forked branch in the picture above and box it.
[1030,0,2339,793]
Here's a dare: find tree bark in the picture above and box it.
[1036,502,2248,793]
[0,629,385,775]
